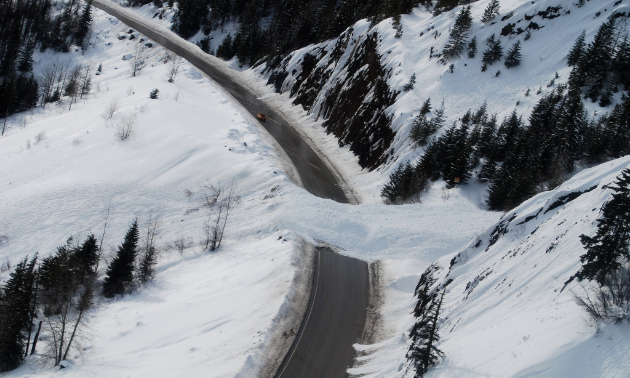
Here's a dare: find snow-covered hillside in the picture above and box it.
[0,2,501,377]
[256,0,630,199]
[351,157,630,378]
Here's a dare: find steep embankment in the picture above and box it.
[351,156,630,378]
[257,0,629,197]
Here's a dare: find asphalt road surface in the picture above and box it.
[275,248,369,378]
[90,3,369,377]
[92,0,348,203]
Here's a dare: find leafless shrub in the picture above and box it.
[18,115,27,129]
[116,114,136,141]
[171,236,193,255]
[0,235,8,247]
[79,63,93,99]
[139,104,148,113]
[574,263,630,328]
[173,90,181,101]
[102,97,120,119]
[166,52,183,83]
[184,189,194,198]
[126,86,134,96]
[201,180,241,252]
[35,132,46,144]
[72,137,83,146]
[26,140,31,149]
[199,183,222,208]
[138,209,162,286]
[129,43,147,77]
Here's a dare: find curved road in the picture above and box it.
[90,2,369,377]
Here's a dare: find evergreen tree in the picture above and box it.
[504,40,522,68]
[480,0,500,23]
[613,35,630,89]
[75,2,93,48]
[420,97,431,116]
[380,161,426,203]
[577,168,630,285]
[17,41,34,73]
[567,30,586,66]
[102,220,139,298]
[443,6,472,59]
[467,35,477,58]
[482,34,503,65]
[72,234,98,284]
[407,289,445,378]
[0,256,37,372]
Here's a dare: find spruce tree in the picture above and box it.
[567,30,586,66]
[443,6,472,59]
[480,0,500,23]
[17,42,34,73]
[102,220,139,298]
[467,35,477,58]
[0,256,37,372]
[75,2,93,48]
[72,234,99,284]
[420,98,431,116]
[504,40,522,68]
[577,168,630,285]
[482,34,503,65]
[407,289,445,378]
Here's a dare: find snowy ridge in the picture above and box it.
[256,0,630,198]
[389,156,630,378]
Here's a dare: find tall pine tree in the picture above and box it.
[102,220,139,298]
[443,6,472,59]
[0,256,37,372]
[577,168,630,285]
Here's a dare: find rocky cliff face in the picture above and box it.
[260,24,398,171]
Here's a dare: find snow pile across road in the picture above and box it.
[351,157,630,378]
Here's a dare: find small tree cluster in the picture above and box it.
[409,99,445,147]
[567,18,630,106]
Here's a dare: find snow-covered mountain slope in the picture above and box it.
[256,0,630,199]
[0,4,502,377]
[351,156,630,378]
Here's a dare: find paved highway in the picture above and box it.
[92,0,348,203]
[275,248,369,378]
[90,2,370,377]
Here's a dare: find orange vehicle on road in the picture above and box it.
[256,113,267,122]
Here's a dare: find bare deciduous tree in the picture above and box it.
[79,64,93,99]
[129,44,148,77]
[138,209,162,285]
[166,52,183,83]
[201,180,240,251]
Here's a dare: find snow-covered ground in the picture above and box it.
[381,156,630,378]
[2,0,628,377]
